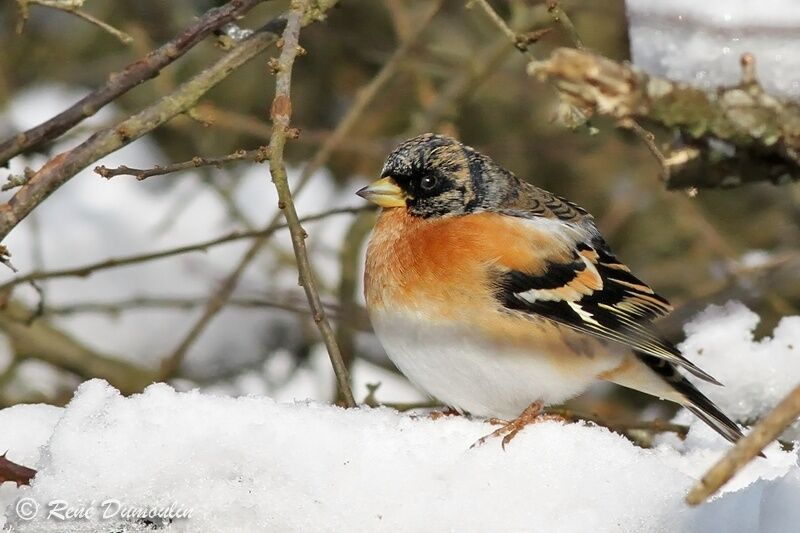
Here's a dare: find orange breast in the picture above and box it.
[364,208,571,317]
[364,208,615,367]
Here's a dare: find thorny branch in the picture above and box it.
[0,452,36,487]
[528,48,800,188]
[265,0,356,407]
[0,0,271,167]
[94,146,271,180]
[686,384,800,505]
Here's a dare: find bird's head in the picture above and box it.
[357,133,513,218]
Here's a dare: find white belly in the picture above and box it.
[371,311,621,419]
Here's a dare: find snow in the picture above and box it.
[626,0,800,99]
[1,304,799,532]
[680,302,800,436]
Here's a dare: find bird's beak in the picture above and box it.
[356,177,406,208]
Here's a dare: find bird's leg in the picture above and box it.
[471,401,563,450]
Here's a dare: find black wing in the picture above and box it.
[494,237,721,385]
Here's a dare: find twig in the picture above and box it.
[1,167,35,192]
[417,3,553,131]
[16,0,133,45]
[158,238,267,379]
[0,300,156,393]
[618,117,669,181]
[0,0,271,167]
[0,452,36,487]
[265,1,355,407]
[0,245,17,273]
[544,408,689,438]
[94,146,271,180]
[163,0,436,386]
[0,206,364,293]
[43,294,347,320]
[471,0,533,55]
[546,0,584,49]
[0,17,287,244]
[686,384,800,505]
[334,210,377,403]
[299,0,443,186]
[470,0,597,133]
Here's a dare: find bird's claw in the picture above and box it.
[471,401,562,450]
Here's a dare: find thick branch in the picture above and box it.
[528,48,800,189]
[266,1,355,407]
[0,0,270,166]
[686,384,800,505]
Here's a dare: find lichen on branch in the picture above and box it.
[528,48,800,189]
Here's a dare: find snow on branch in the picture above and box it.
[528,48,800,189]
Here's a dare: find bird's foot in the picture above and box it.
[471,401,562,450]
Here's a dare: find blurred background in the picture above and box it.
[0,0,798,434]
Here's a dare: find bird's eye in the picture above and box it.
[420,176,437,191]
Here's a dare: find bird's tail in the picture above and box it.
[603,351,745,445]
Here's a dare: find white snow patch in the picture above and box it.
[626,0,800,98]
[680,302,800,437]
[0,379,797,532]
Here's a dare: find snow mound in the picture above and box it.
[1,379,798,533]
[680,302,800,432]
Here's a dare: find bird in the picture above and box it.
[357,132,745,448]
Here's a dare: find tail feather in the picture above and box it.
[634,351,746,446]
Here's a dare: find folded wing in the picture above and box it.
[492,218,720,385]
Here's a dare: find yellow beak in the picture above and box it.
[356,177,406,208]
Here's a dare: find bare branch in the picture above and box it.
[94,146,271,180]
[471,0,534,55]
[0,207,364,293]
[546,0,584,50]
[162,0,435,385]
[0,17,288,244]
[334,210,376,403]
[0,300,156,393]
[44,294,352,322]
[1,0,271,167]
[264,1,356,407]
[686,384,800,505]
[16,0,132,45]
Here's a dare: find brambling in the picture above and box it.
[357,133,744,448]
